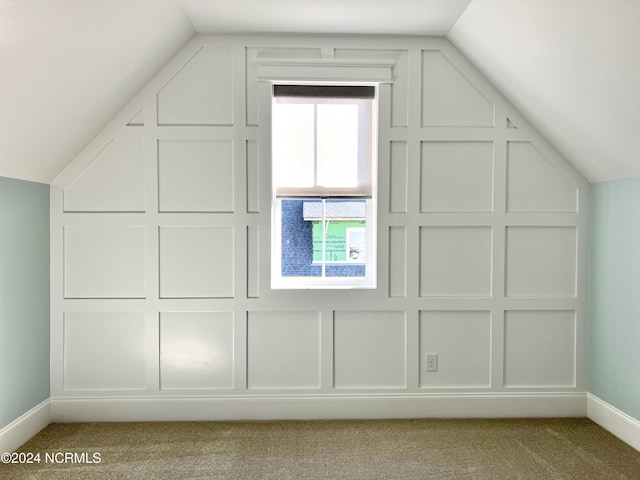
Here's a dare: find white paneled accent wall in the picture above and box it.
[50,35,589,421]
[160,312,234,390]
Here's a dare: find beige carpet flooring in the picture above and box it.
[2,418,640,479]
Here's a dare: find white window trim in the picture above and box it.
[265,74,381,290]
[254,57,396,83]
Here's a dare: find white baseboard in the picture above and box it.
[0,399,51,453]
[15,394,638,455]
[587,393,640,452]
[14,394,640,453]
[51,393,587,423]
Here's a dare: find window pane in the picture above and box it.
[273,96,372,197]
[347,228,366,262]
[281,199,321,277]
[272,84,376,288]
[317,104,359,188]
[323,199,366,278]
[280,199,367,279]
[272,104,315,189]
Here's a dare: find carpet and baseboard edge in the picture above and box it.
[4,394,639,455]
[0,399,51,454]
[587,393,640,453]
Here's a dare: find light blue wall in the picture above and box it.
[0,177,50,429]
[590,176,640,421]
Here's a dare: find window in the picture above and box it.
[271,85,377,288]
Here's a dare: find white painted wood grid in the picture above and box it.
[50,35,589,417]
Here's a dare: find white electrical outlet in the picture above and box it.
[425,353,438,372]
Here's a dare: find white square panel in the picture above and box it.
[390,141,408,214]
[64,226,146,298]
[420,311,491,388]
[64,313,147,391]
[246,140,260,213]
[334,311,406,389]
[420,227,492,297]
[504,311,576,387]
[157,46,233,126]
[247,226,260,298]
[247,311,320,389]
[64,139,145,212]
[160,312,234,390]
[158,140,234,212]
[421,50,494,127]
[505,227,577,297]
[507,142,577,213]
[389,226,407,298]
[159,226,234,298]
[421,141,494,212]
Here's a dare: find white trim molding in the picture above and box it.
[51,393,587,423]
[587,393,640,452]
[0,399,51,453]
[254,53,397,83]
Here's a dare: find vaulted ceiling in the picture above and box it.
[1,0,638,184]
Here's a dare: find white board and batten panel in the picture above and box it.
[504,311,577,388]
[420,141,494,213]
[157,46,234,126]
[505,226,577,298]
[63,313,147,391]
[419,311,492,388]
[63,226,146,299]
[246,140,260,214]
[334,311,406,389]
[63,139,146,212]
[50,34,589,420]
[388,226,407,298]
[159,226,235,299]
[160,312,235,390]
[158,140,234,213]
[247,311,321,390]
[420,226,493,297]
[421,49,494,127]
[507,142,578,213]
[389,141,408,214]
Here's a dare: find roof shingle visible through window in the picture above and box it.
[302,201,365,220]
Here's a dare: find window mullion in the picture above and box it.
[321,199,326,278]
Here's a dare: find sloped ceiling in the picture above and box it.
[449,0,640,183]
[1,0,638,184]
[180,0,472,35]
[0,0,194,184]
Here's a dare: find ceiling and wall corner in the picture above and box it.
[2,0,638,184]
[179,0,472,35]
